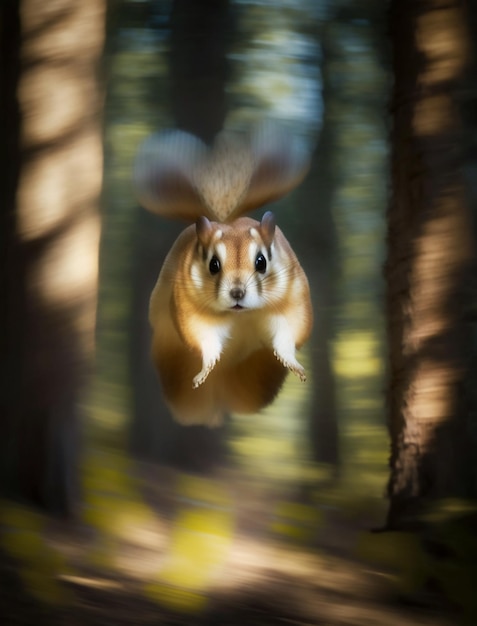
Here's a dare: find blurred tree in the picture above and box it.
[301,0,388,475]
[129,0,235,470]
[300,28,340,469]
[0,1,106,514]
[385,0,477,528]
[169,0,232,142]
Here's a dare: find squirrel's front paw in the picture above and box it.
[273,350,306,382]
[192,360,217,388]
[293,366,307,382]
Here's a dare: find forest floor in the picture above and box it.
[0,456,464,626]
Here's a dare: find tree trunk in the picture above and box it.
[0,1,105,514]
[385,0,476,528]
[301,30,340,469]
[129,0,234,470]
[168,0,234,469]
[169,0,232,144]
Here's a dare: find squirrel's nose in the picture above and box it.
[230,287,245,301]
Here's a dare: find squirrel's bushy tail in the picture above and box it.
[133,120,311,223]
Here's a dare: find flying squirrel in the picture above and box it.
[133,121,313,427]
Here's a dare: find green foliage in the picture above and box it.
[271,500,324,543]
[0,501,72,605]
[145,475,234,612]
[357,530,430,595]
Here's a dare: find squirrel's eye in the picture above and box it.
[209,255,221,275]
[255,253,267,274]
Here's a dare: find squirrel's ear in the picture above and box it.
[260,211,276,248]
[232,121,311,218]
[134,131,208,222]
[195,215,213,246]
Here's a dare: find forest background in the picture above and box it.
[1,1,477,624]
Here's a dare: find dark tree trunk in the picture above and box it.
[130,0,234,471]
[169,0,232,144]
[0,0,23,500]
[302,31,340,469]
[385,0,477,528]
[0,0,105,515]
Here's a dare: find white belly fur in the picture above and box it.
[217,310,270,365]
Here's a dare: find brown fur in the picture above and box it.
[149,215,312,426]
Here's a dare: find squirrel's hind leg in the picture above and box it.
[153,339,225,427]
[223,348,288,414]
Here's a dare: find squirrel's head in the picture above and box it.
[186,211,295,314]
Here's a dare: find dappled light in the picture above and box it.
[416,6,468,86]
[15,1,105,360]
[17,2,105,241]
[1,470,462,625]
[413,5,467,138]
[3,0,477,624]
[385,0,477,549]
[400,193,473,447]
[31,214,100,314]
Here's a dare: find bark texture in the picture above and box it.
[386,0,476,527]
[0,1,105,513]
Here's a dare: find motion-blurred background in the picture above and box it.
[1,1,477,624]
